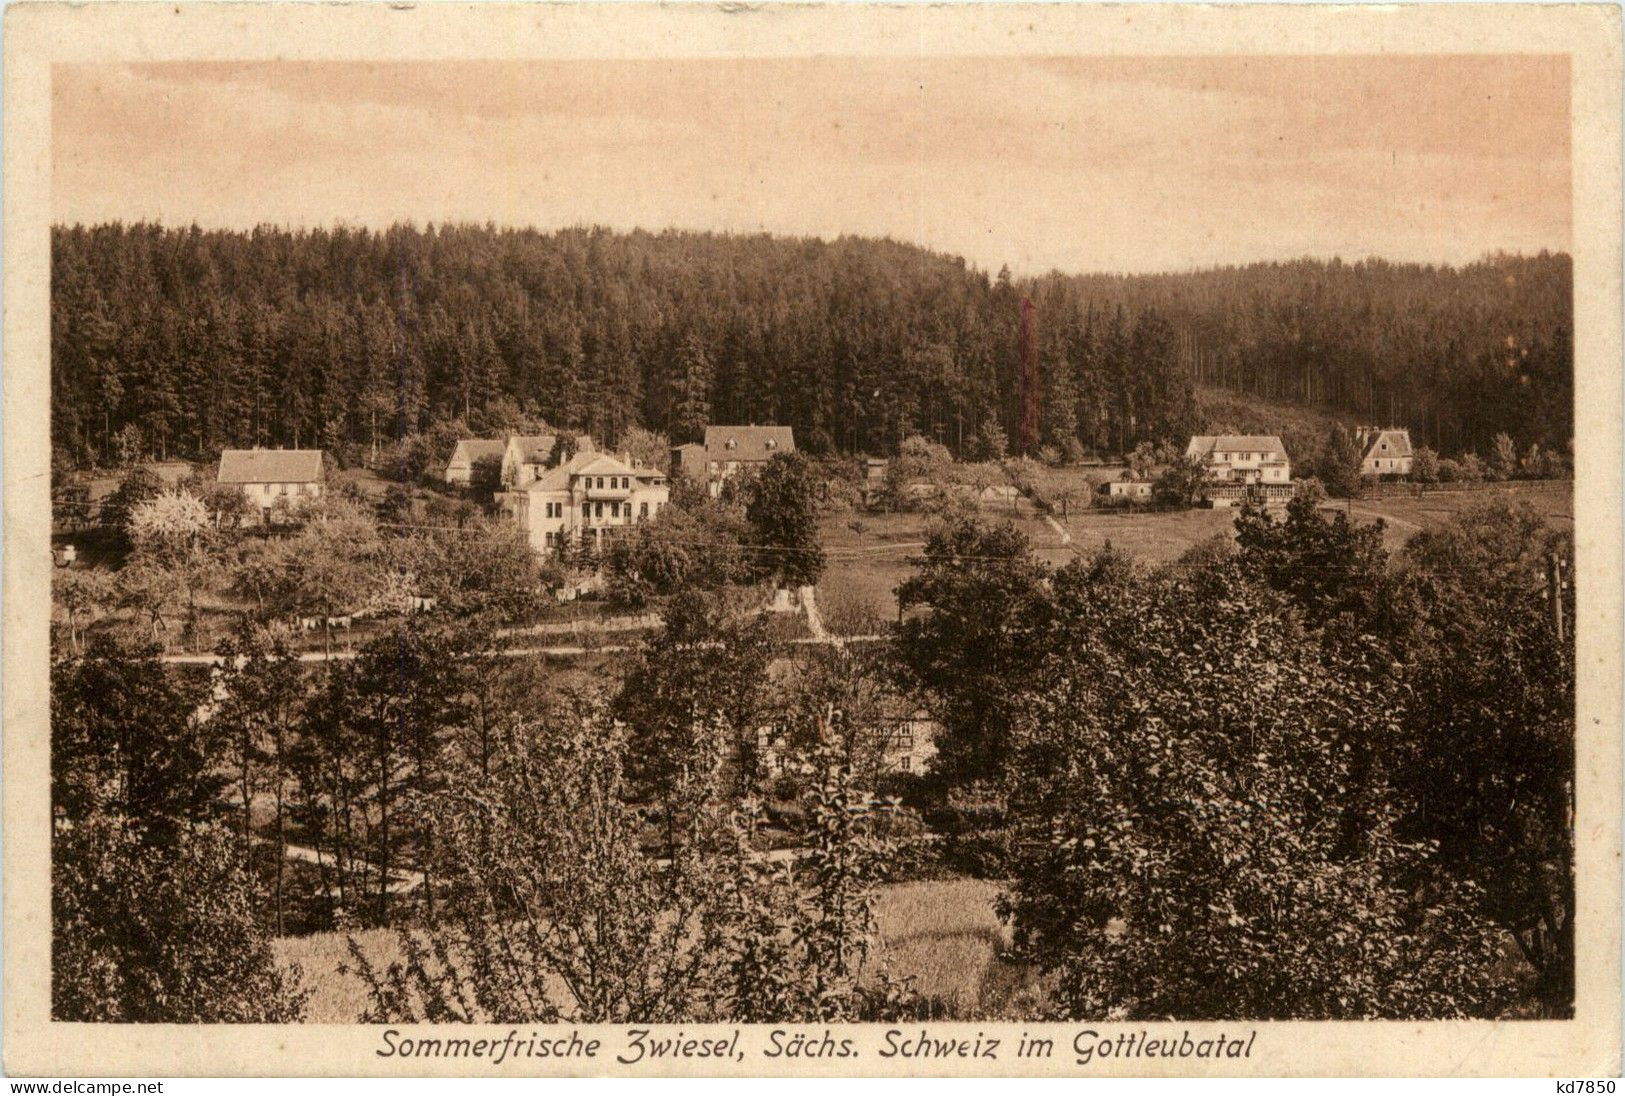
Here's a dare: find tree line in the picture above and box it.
[52,223,1569,469]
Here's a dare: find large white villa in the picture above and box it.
[498,449,670,554]
[1185,434,1292,484]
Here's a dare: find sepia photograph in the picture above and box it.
[4,1,1621,1080]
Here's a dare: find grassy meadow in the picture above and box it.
[1336,480,1573,552]
[815,476,1575,631]
[275,877,1030,1023]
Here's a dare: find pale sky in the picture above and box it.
[52,55,1570,275]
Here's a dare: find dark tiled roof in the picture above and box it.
[1360,429,1414,460]
[702,425,796,463]
[449,439,507,466]
[217,449,324,484]
[511,433,595,464]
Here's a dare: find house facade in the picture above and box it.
[498,450,670,553]
[673,425,796,497]
[1105,478,1155,501]
[500,433,597,489]
[756,705,940,778]
[1356,427,1414,478]
[216,449,324,520]
[443,439,507,486]
[1185,434,1292,484]
[882,708,940,775]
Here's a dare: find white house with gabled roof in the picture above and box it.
[1185,434,1292,484]
[1356,427,1414,478]
[216,449,324,520]
[500,432,597,489]
[498,450,670,554]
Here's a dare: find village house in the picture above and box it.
[500,432,597,489]
[858,457,889,507]
[1356,426,1415,478]
[882,707,940,775]
[442,439,507,486]
[1185,434,1294,509]
[216,449,324,521]
[756,698,940,778]
[1185,434,1292,484]
[1104,478,1155,502]
[673,425,796,497]
[498,449,670,554]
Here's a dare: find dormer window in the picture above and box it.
[726,438,738,450]
[766,439,778,450]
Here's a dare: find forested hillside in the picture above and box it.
[51,223,1571,467]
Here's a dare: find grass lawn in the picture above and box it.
[816,507,1065,627]
[1058,506,1238,567]
[873,878,1040,1019]
[1335,481,1573,552]
[275,876,1028,1022]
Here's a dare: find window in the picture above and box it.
[544,532,556,547]
[898,756,911,772]
[610,502,621,518]
[581,502,590,521]
[893,728,914,750]
[639,501,649,519]
[594,502,603,519]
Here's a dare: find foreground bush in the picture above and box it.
[53,816,307,1022]
[998,559,1520,1020]
[346,705,928,1023]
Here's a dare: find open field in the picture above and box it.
[275,877,1026,1022]
[816,507,1067,627]
[1342,480,1572,534]
[1057,506,1238,566]
[814,480,1574,629]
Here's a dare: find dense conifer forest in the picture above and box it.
[51,223,1571,467]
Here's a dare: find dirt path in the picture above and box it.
[495,612,661,639]
[1335,501,1423,534]
[800,584,829,641]
[161,631,887,666]
[282,842,427,895]
[1041,514,1073,545]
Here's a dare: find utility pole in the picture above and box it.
[1548,551,1567,643]
[1549,550,1573,838]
